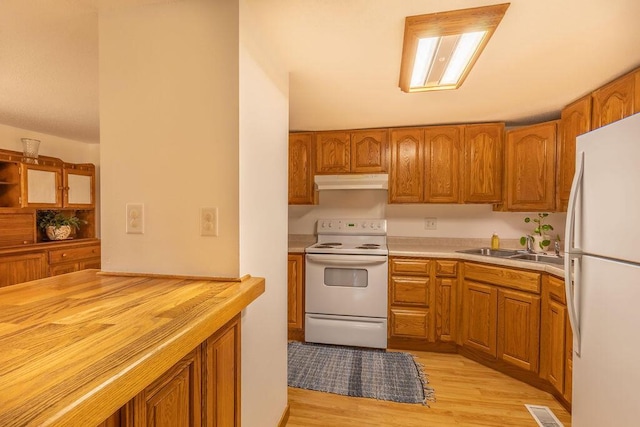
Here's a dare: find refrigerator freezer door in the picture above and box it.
[576,112,640,264]
[573,255,640,426]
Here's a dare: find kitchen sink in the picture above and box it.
[509,253,565,265]
[457,248,520,257]
[457,247,564,266]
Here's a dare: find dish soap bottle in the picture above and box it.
[491,232,500,249]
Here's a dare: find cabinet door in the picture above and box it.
[288,133,315,205]
[350,129,388,173]
[461,280,497,356]
[557,96,591,211]
[564,315,573,404]
[133,348,202,427]
[591,70,640,129]
[20,164,62,208]
[505,121,557,211]
[435,277,457,342]
[315,131,350,174]
[0,160,21,208]
[497,289,540,372]
[540,298,567,394]
[389,128,424,203]
[462,123,504,203]
[424,126,461,203]
[204,316,240,427]
[287,254,304,331]
[64,167,95,208]
[0,212,36,247]
[0,252,48,288]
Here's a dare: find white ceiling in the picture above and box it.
[1,0,640,144]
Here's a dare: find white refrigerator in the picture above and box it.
[565,112,640,426]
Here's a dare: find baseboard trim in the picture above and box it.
[278,404,290,427]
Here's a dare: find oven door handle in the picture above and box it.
[306,254,388,266]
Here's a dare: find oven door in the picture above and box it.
[305,253,388,318]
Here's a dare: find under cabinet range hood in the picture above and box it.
[314,174,388,191]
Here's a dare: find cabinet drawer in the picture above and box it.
[435,260,457,277]
[390,308,430,339]
[49,244,101,264]
[390,258,430,275]
[390,276,429,307]
[547,275,566,304]
[464,262,540,293]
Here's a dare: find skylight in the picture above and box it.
[399,3,510,93]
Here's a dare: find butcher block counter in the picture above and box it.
[0,269,265,427]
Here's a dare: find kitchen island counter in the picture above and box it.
[0,269,264,426]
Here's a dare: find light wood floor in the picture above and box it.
[286,350,571,426]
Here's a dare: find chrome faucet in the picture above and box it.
[554,241,561,257]
[525,235,535,253]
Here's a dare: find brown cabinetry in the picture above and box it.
[287,253,305,340]
[315,130,388,175]
[0,160,21,208]
[20,163,95,209]
[557,96,591,211]
[0,211,36,247]
[389,128,425,203]
[504,121,558,211]
[591,69,640,129]
[540,275,573,403]
[388,257,433,343]
[98,315,242,427]
[462,123,504,203]
[461,262,541,372]
[288,133,315,205]
[0,252,48,288]
[434,260,457,342]
[424,126,461,203]
[48,242,101,276]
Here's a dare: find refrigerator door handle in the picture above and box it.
[565,151,584,356]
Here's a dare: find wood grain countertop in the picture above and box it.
[0,269,265,427]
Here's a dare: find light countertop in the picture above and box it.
[289,235,564,277]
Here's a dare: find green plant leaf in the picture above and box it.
[541,239,551,247]
[519,236,526,246]
[524,217,531,223]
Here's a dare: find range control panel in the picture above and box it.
[316,219,387,235]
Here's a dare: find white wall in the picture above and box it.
[99,0,240,277]
[289,190,567,243]
[239,0,289,423]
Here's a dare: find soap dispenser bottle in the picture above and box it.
[491,232,500,249]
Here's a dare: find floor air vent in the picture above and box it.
[525,404,564,427]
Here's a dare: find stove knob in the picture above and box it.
[328,222,333,228]
[361,222,367,228]
[370,223,375,229]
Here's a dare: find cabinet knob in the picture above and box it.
[23,240,28,245]
[61,253,67,257]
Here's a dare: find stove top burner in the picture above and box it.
[315,242,342,248]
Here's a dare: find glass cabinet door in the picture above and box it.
[21,164,62,207]
[64,168,94,208]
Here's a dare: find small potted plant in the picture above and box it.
[520,213,554,252]
[37,210,86,241]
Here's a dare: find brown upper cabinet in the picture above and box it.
[591,69,640,129]
[504,121,558,211]
[315,130,388,175]
[424,126,461,203]
[462,123,504,203]
[557,96,591,212]
[288,133,316,205]
[389,128,425,203]
[20,163,95,209]
[390,123,504,204]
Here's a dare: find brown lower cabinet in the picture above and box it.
[97,315,241,427]
[388,257,571,409]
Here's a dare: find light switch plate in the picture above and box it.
[126,203,144,234]
[200,207,218,237]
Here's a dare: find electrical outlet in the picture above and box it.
[424,217,437,230]
[126,203,144,234]
[201,208,218,237]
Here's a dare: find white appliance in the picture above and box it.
[565,112,640,426]
[305,218,388,349]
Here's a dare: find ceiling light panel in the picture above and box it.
[399,3,510,93]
